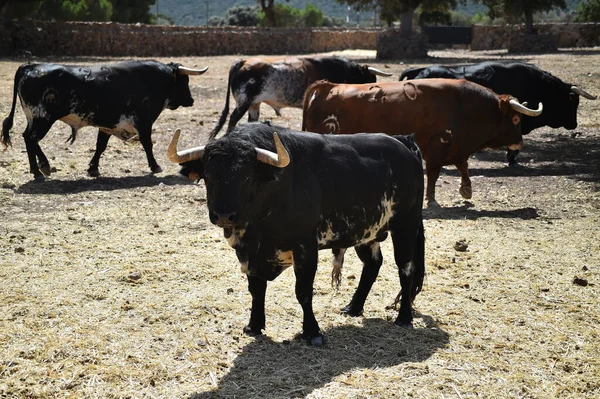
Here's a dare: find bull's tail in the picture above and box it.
[208,60,243,141]
[398,67,425,81]
[411,219,426,302]
[392,219,425,310]
[2,65,26,149]
[301,80,326,132]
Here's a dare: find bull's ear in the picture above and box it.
[178,161,205,182]
[497,94,513,115]
[167,62,181,78]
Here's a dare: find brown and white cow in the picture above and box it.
[302,78,543,207]
[208,55,392,140]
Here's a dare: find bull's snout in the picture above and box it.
[209,210,239,227]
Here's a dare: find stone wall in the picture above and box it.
[376,30,428,59]
[0,19,378,57]
[472,23,600,51]
[1,19,598,58]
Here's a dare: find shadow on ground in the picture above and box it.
[188,315,448,399]
[424,202,540,221]
[16,173,191,195]
[441,130,600,185]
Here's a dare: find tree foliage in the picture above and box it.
[574,0,600,21]
[109,0,156,23]
[38,0,113,21]
[30,0,155,23]
[336,0,466,36]
[258,3,301,26]
[225,5,259,26]
[256,2,328,27]
[0,0,44,18]
[303,3,324,26]
[474,0,567,33]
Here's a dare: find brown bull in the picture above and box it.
[302,78,543,207]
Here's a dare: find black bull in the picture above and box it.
[168,123,425,346]
[399,61,597,165]
[2,60,208,180]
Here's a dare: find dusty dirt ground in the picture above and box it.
[0,48,599,399]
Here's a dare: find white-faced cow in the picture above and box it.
[208,55,392,139]
[168,122,425,346]
[302,79,543,207]
[1,60,208,180]
[399,61,597,165]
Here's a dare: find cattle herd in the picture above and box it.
[1,55,596,347]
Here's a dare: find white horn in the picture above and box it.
[571,86,597,100]
[167,129,205,163]
[177,66,209,76]
[368,66,393,77]
[509,99,543,117]
[255,132,290,168]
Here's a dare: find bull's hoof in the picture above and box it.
[87,167,100,178]
[33,173,46,181]
[151,165,163,174]
[302,332,325,347]
[39,164,52,176]
[427,199,441,208]
[341,303,363,317]
[243,325,263,337]
[459,186,472,200]
[394,320,414,329]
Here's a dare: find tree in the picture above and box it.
[336,0,466,37]
[208,15,226,26]
[257,0,276,26]
[225,5,259,26]
[38,0,113,21]
[258,3,301,27]
[475,0,567,34]
[322,15,346,26]
[0,0,43,18]
[303,4,324,26]
[574,0,600,22]
[109,0,156,23]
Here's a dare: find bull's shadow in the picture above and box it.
[16,173,191,195]
[188,315,448,399]
[448,131,600,185]
[424,203,540,221]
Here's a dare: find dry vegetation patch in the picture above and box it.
[1,49,599,398]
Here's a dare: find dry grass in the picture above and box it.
[0,48,599,399]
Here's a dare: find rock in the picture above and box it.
[454,239,468,252]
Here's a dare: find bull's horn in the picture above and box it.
[367,66,393,77]
[571,86,597,100]
[509,99,543,117]
[177,66,209,76]
[255,132,290,168]
[167,129,205,163]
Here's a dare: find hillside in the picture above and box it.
[151,0,585,27]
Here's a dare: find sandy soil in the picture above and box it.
[0,48,599,399]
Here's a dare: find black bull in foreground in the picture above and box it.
[399,61,597,165]
[2,60,208,180]
[168,123,425,346]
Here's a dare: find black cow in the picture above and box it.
[168,123,425,346]
[2,60,208,180]
[208,55,392,139]
[399,61,597,165]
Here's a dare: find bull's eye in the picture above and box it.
[512,115,521,125]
